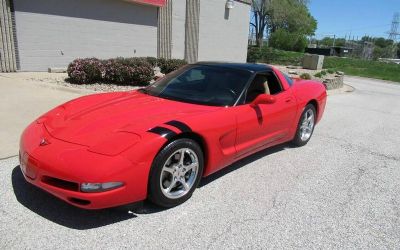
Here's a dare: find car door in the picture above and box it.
[234,71,297,158]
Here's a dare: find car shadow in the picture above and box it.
[11,143,290,229]
[199,143,289,187]
[11,167,138,230]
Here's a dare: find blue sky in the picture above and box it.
[309,0,400,39]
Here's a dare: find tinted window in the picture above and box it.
[282,72,294,86]
[141,65,251,106]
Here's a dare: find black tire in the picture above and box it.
[292,104,317,147]
[148,138,204,208]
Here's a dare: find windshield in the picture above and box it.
[140,65,251,106]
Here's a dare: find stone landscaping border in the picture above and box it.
[273,65,345,90]
[323,75,344,90]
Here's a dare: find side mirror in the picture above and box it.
[250,94,276,107]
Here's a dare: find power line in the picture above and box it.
[320,24,391,34]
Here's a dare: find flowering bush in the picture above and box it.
[67,57,187,85]
[67,58,104,84]
[103,58,153,86]
[157,58,187,74]
[145,57,158,67]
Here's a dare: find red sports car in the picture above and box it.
[19,62,326,209]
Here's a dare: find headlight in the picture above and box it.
[88,132,141,156]
[81,182,124,193]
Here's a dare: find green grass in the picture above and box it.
[324,57,400,83]
[248,47,400,83]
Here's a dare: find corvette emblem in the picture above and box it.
[39,138,49,146]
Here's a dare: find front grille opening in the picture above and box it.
[41,176,79,191]
[68,197,91,206]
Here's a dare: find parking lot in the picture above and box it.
[1,76,400,249]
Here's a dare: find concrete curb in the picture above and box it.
[327,84,355,96]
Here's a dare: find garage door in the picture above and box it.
[13,0,158,71]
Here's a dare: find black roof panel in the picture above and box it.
[194,62,272,73]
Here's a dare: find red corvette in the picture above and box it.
[19,62,326,209]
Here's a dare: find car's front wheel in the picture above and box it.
[292,104,316,147]
[148,138,204,207]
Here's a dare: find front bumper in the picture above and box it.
[19,122,149,209]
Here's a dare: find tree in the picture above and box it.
[269,29,307,52]
[319,37,345,47]
[250,0,271,47]
[374,37,394,48]
[250,0,316,47]
[397,43,400,59]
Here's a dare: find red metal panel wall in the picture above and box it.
[126,0,166,7]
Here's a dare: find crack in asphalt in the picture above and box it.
[319,134,398,215]
[205,190,287,249]
[320,134,400,162]
[0,155,18,161]
[205,131,399,248]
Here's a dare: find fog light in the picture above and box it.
[81,182,124,193]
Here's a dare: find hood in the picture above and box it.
[42,91,220,147]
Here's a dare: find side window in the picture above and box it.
[244,71,284,104]
[281,71,294,86]
[265,72,283,95]
[245,74,268,103]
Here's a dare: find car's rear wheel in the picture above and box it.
[292,104,316,147]
[148,138,204,207]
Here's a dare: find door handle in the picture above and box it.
[285,98,292,103]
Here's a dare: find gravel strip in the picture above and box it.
[10,72,142,92]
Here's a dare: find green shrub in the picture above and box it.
[268,29,308,52]
[67,58,104,84]
[314,72,322,78]
[327,68,335,74]
[247,46,263,63]
[247,46,304,65]
[157,58,187,74]
[320,70,327,76]
[300,73,311,80]
[103,58,153,86]
[145,57,158,67]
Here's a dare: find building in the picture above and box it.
[305,46,353,57]
[0,0,251,72]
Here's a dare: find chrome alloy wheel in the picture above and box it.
[300,109,315,141]
[160,148,199,199]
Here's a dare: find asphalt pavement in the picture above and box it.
[1,76,400,249]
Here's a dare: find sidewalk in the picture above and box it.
[0,73,94,158]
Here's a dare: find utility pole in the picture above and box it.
[332,35,336,47]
